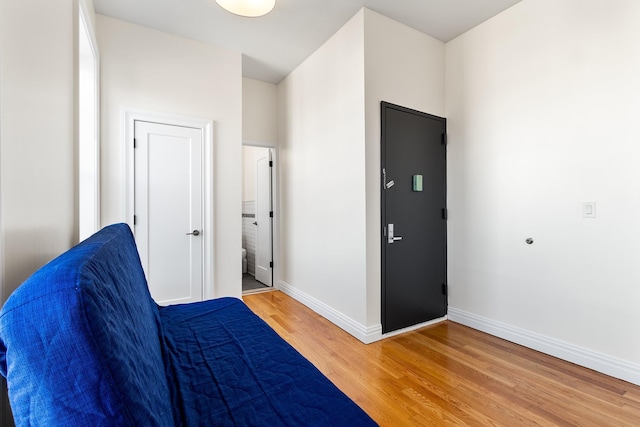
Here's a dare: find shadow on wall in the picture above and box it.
[2,227,75,302]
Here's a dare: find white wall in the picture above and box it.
[363,8,445,327]
[97,16,243,298]
[1,1,84,424]
[1,0,77,299]
[243,78,278,144]
[277,8,445,340]
[277,10,368,327]
[446,0,640,383]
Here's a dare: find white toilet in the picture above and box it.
[242,248,247,274]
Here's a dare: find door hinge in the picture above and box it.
[133,215,137,225]
[442,283,448,296]
[269,211,273,218]
[269,160,273,167]
[442,208,448,220]
[134,138,137,148]
[441,133,447,145]
[269,261,273,268]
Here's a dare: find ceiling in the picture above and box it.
[93,0,522,84]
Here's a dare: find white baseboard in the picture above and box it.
[273,282,640,386]
[277,280,382,344]
[448,307,640,386]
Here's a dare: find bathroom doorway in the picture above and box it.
[242,145,275,293]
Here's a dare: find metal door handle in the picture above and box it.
[387,224,403,244]
[186,230,200,236]
[253,221,258,226]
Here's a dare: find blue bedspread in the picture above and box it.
[0,224,376,426]
[0,224,174,426]
[160,298,376,426]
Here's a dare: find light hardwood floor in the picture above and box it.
[243,291,640,426]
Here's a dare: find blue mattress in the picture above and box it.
[160,297,376,426]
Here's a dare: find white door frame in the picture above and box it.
[243,140,279,290]
[125,110,215,300]
[78,0,100,241]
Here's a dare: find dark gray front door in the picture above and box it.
[381,102,447,334]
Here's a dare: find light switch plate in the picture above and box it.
[583,202,596,218]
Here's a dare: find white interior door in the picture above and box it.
[134,121,203,305]
[255,150,272,286]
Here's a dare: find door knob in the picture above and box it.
[253,221,258,226]
[186,230,200,236]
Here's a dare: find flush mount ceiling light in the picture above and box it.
[215,0,275,17]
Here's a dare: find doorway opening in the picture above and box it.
[242,145,275,294]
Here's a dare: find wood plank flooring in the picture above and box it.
[243,291,640,426]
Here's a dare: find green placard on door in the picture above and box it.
[412,175,423,192]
